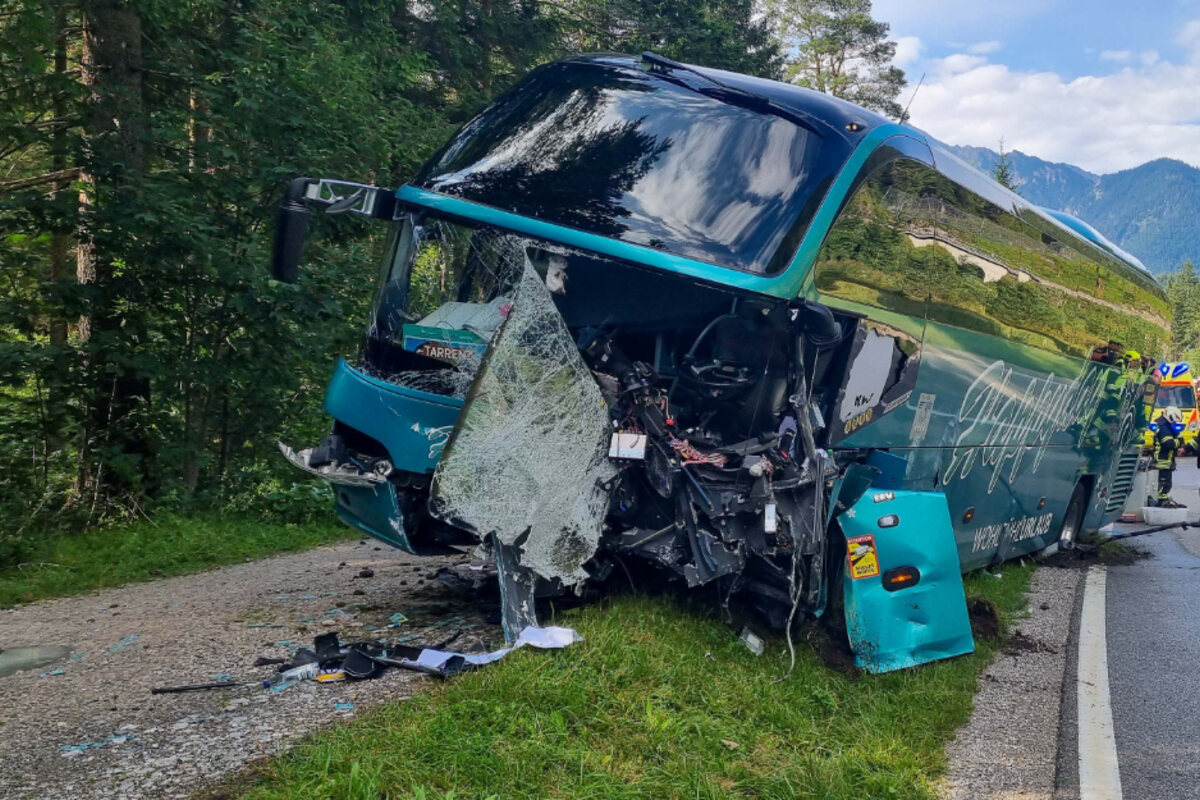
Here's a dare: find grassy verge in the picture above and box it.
[0,515,350,607]
[239,564,1034,800]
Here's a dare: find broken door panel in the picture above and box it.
[323,358,464,475]
[841,489,974,673]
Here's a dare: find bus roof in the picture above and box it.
[1039,208,1150,272]
[638,55,1154,280]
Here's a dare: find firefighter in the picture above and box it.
[1152,405,1184,507]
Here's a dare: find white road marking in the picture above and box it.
[1078,566,1123,799]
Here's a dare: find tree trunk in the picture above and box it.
[46,2,72,455]
[76,0,151,504]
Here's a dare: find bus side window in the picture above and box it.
[921,177,1168,360]
[813,156,936,327]
[814,153,936,445]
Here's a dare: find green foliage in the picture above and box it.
[1164,260,1200,361]
[818,169,1168,359]
[992,137,1020,192]
[0,0,779,534]
[764,0,906,117]
[550,0,781,78]
[239,565,1034,800]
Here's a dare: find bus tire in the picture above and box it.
[1058,482,1088,551]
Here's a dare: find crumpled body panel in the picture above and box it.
[840,489,975,673]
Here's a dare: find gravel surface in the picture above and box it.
[940,565,1083,800]
[0,539,500,800]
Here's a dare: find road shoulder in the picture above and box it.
[941,565,1083,800]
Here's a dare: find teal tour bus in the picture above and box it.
[270,53,1167,672]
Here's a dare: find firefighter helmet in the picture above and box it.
[1164,405,1183,425]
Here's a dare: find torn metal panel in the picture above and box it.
[829,320,922,446]
[491,533,541,643]
[277,442,385,487]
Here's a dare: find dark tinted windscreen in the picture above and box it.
[416,60,849,274]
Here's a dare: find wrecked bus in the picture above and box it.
[272,53,1168,672]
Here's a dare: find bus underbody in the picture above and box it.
[282,214,974,673]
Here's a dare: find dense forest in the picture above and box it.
[0,0,789,551]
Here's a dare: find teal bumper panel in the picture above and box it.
[323,359,463,475]
[841,489,974,673]
[333,481,414,552]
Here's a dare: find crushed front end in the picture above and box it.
[275,53,975,670]
[284,215,851,640]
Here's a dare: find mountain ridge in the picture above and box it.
[944,144,1200,274]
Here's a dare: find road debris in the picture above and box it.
[60,733,137,755]
[242,625,581,687]
[738,628,766,656]
[0,644,73,677]
[150,681,244,695]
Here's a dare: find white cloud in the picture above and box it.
[893,36,923,69]
[968,40,1003,55]
[1179,18,1200,55]
[906,55,1200,173]
[937,53,988,74]
[1140,50,1160,66]
[1100,50,1133,62]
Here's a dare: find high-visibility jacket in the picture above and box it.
[1154,428,1180,470]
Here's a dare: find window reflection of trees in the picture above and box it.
[816,159,1168,358]
[419,61,834,274]
[427,84,670,236]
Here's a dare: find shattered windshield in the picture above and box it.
[415,59,850,275]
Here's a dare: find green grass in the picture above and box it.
[240,564,1034,800]
[0,515,350,607]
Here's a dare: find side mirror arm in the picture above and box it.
[270,177,398,283]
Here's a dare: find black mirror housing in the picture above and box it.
[271,177,316,283]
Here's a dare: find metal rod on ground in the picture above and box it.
[150,681,245,694]
[1105,521,1191,542]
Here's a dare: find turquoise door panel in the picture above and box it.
[333,482,414,552]
[841,489,974,673]
[323,359,463,474]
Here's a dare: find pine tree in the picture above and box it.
[1166,260,1200,359]
[0,0,795,528]
[763,0,907,118]
[992,137,1020,192]
[550,0,780,79]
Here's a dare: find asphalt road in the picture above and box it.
[1098,461,1200,799]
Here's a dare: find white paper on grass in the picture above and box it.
[412,625,582,671]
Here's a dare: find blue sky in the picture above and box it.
[869,0,1200,172]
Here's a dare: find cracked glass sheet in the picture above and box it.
[432,256,616,585]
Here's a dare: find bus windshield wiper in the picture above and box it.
[640,51,833,137]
